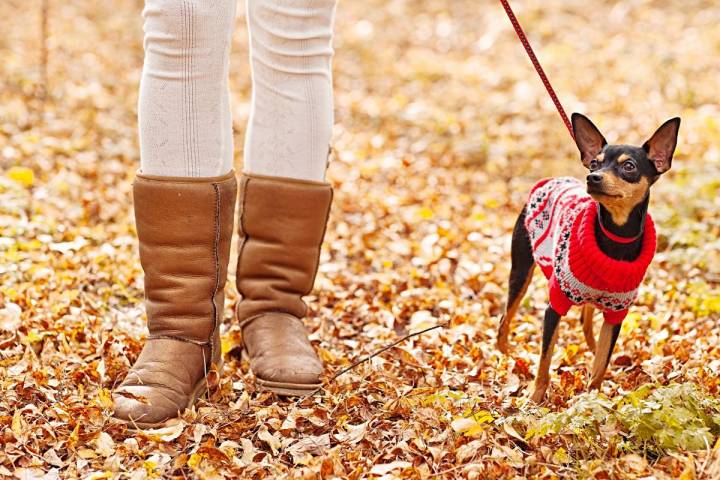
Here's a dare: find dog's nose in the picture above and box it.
[586,173,603,185]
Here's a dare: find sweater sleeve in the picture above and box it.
[548,276,573,316]
[603,309,628,325]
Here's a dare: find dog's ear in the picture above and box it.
[643,117,680,174]
[572,113,607,168]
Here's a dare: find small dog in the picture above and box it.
[497,113,680,403]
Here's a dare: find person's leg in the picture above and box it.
[243,0,337,181]
[139,0,236,177]
[113,0,238,427]
[235,0,338,394]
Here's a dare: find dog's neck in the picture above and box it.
[594,195,649,261]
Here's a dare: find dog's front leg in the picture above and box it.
[580,305,596,353]
[530,306,562,403]
[589,321,621,390]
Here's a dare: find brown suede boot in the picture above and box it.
[113,171,236,428]
[235,173,332,395]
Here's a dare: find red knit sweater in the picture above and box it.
[524,177,656,324]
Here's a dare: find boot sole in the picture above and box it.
[115,359,223,431]
[255,377,322,396]
[241,348,322,396]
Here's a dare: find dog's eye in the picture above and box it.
[622,161,636,172]
[589,160,599,170]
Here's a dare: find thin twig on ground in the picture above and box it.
[294,322,447,405]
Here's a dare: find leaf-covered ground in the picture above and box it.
[2,0,720,478]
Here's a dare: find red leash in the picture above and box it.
[498,0,575,140]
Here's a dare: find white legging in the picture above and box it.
[138,0,336,181]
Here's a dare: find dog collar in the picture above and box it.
[596,206,645,244]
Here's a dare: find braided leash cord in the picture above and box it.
[498,0,575,140]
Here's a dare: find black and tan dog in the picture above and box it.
[497,113,680,403]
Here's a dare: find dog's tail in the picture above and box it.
[497,207,535,354]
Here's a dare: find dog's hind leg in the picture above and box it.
[530,306,562,403]
[589,321,621,391]
[580,305,596,353]
[497,207,535,354]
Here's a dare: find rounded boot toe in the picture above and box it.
[112,386,181,427]
[252,354,323,385]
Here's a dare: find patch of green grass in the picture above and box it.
[503,383,720,458]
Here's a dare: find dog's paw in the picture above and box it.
[529,386,547,404]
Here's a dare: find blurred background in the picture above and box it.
[1,0,720,477]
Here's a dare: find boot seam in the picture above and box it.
[135,169,236,183]
[241,171,331,187]
[235,176,250,313]
[147,334,211,347]
[208,182,222,367]
[239,311,302,329]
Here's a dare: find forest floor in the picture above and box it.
[2,0,720,478]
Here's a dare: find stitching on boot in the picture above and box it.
[235,176,250,317]
[239,311,303,330]
[208,182,222,368]
[147,334,211,347]
[236,176,249,269]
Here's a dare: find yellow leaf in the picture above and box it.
[473,410,494,424]
[221,331,242,355]
[68,423,80,450]
[649,314,661,330]
[679,456,696,480]
[86,473,113,480]
[12,409,24,439]
[187,453,205,471]
[7,166,35,187]
[258,427,281,454]
[564,343,579,362]
[187,453,223,480]
[317,347,336,363]
[96,388,113,410]
[218,440,239,459]
[451,411,494,437]
[23,329,46,345]
[621,312,642,335]
[418,207,434,219]
[144,460,159,478]
[552,447,571,464]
